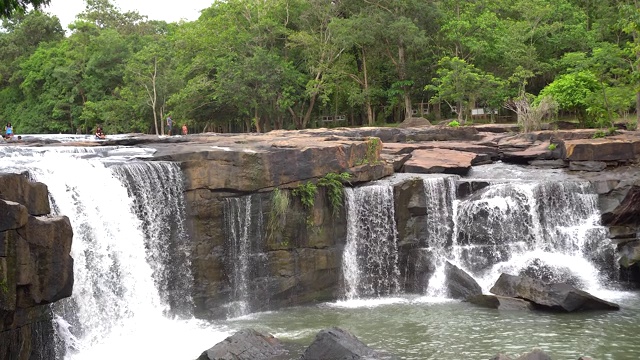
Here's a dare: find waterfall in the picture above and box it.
[425,180,613,295]
[342,184,400,299]
[5,147,228,360]
[419,177,458,297]
[111,162,193,316]
[224,195,266,317]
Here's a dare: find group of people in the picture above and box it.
[166,116,188,135]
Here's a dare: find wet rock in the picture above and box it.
[444,261,482,300]
[301,327,382,360]
[197,328,286,360]
[569,161,607,172]
[0,200,28,232]
[468,294,535,311]
[490,354,513,360]
[618,240,640,267]
[529,159,567,169]
[490,273,620,312]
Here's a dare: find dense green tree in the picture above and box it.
[0,0,49,18]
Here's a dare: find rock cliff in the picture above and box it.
[0,173,74,359]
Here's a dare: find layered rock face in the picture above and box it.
[153,134,392,319]
[134,126,640,318]
[0,173,74,359]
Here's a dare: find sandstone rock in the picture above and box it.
[474,124,520,133]
[16,215,74,306]
[197,329,286,360]
[0,174,50,216]
[601,180,640,226]
[301,327,382,360]
[565,138,640,162]
[490,273,619,312]
[403,148,476,175]
[468,294,535,311]
[0,200,28,232]
[502,143,554,164]
[569,161,607,172]
[444,261,482,300]
[529,159,567,169]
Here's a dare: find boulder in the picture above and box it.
[444,261,482,300]
[490,354,513,360]
[489,273,619,312]
[403,148,477,175]
[301,327,382,360]
[197,329,286,360]
[467,294,534,311]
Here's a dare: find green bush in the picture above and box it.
[548,143,557,151]
[448,120,460,127]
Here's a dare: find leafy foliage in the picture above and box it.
[317,172,352,216]
[0,0,639,133]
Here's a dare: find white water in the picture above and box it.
[224,196,253,318]
[423,177,614,296]
[1,146,229,359]
[343,184,400,299]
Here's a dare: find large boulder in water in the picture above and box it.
[489,273,620,312]
[301,327,384,360]
[197,328,286,360]
[444,261,483,300]
[518,258,584,288]
[468,294,535,311]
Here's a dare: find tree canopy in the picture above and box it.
[0,0,638,135]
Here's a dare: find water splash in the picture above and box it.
[343,184,400,299]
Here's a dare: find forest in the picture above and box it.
[0,0,638,135]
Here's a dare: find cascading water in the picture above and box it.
[425,177,613,296]
[3,145,229,360]
[342,184,400,299]
[223,194,266,318]
[111,162,193,316]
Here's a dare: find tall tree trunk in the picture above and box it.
[398,43,412,120]
[362,48,374,126]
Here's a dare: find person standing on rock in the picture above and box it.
[166,115,173,135]
[182,123,188,135]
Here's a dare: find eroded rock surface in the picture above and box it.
[0,173,74,360]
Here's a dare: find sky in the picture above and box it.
[43,0,214,30]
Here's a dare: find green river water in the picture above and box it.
[219,292,640,360]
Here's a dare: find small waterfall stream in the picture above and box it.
[223,194,266,318]
[342,184,400,299]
